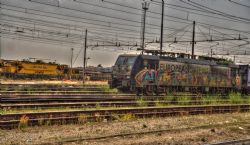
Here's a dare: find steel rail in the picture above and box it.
[206,138,250,145]
[1,100,242,109]
[40,121,250,145]
[1,104,249,129]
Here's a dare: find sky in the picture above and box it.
[0,0,250,67]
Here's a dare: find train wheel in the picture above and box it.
[136,88,141,96]
[145,85,155,96]
[154,85,159,96]
[142,86,148,96]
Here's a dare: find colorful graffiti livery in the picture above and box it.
[110,54,249,95]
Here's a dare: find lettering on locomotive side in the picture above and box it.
[160,62,188,73]
[32,65,48,69]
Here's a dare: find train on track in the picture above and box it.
[0,59,111,81]
[109,50,250,95]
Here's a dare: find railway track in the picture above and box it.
[2,100,237,109]
[207,138,250,145]
[0,90,118,95]
[1,94,163,103]
[1,93,224,103]
[1,104,249,129]
[40,121,250,145]
[0,86,109,92]
[0,84,116,94]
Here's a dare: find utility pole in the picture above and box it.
[191,21,196,59]
[70,48,74,80]
[141,1,150,55]
[160,0,164,56]
[210,49,213,58]
[0,2,2,60]
[0,26,1,60]
[83,29,87,84]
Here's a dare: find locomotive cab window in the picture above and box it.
[144,60,158,70]
[115,56,136,65]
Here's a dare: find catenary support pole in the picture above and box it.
[141,1,149,55]
[83,29,87,84]
[70,48,74,80]
[0,3,2,60]
[191,21,196,59]
[160,0,164,56]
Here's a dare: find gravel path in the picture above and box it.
[1,113,250,145]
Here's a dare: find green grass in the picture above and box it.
[100,85,118,93]
[136,98,147,107]
[155,99,166,107]
[202,94,221,105]
[176,95,192,105]
[2,92,250,114]
[229,92,243,104]
[164,94,174,105]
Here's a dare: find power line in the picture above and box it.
[228,0,250,8]
[151,0,250,24]
[182,0,250,22]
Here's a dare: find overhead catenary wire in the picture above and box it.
[228,0,250,8]
[0,0,249,64]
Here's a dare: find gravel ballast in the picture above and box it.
[1,113,250,145]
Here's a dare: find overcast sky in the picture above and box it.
[0,0,249,66]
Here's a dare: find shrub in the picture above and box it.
[78,114,89,124]
[111,113,136,121]
[136,98,147,107]
[176,95,191,105]
[202,94,220,105]
[164,95,174,105]
[18,115,29,129]
[155,99,165,107]
[229,92,243,104]
[120,113,136,121]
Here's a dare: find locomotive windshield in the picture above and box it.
[115,56,136,65]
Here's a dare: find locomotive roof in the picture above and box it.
[139,54,238,68]
[119,54,138,57]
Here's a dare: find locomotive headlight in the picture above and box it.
[126,65,132,71]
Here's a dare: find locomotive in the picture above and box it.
[0,59,69,80]
[0,59,112,81]
[109,50,249,95]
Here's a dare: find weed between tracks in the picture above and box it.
[136,98,147,107]
[100,85,118,93]
[111,113,136,121]
[229,92,245,104]
[2,93,249,114]
[18,115,29,129]
[78,114,89,124]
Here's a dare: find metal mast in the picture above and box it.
[141,1,150,55]
[83,29,87,84]
[191,21,196,59]
[160,0,164,56]
[70,48,74,80]
[0,26,1,60]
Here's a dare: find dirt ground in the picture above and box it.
[1,113,250,145]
